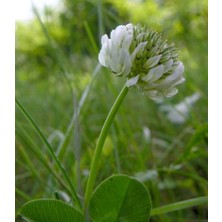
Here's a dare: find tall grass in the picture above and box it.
[16,0,208,221]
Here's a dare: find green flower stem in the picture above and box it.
[151,196,208,216]
[85,84,129,207]
[15,99,82,210]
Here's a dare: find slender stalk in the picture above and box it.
[16,124,71,192]
[84,84,129,207]
[15,99,82,209]
[16,187,31,201]
[150,196,208,216]
[57,64,101,160]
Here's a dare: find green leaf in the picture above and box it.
[16,99,82,208]
[89,174,152,222]
[150,196,208,216]
[19,199,84,222]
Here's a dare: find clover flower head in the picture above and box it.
[98,23,185,100]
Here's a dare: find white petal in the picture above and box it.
[164,59,173,73]
[166,62,184,82]
[172,77,186,87]
[98,43,109,67]
[164,87,178,97]
[143,55,162,69]
[126,75,139,87]
[98,51,107,67]
[110,61,122,74]
[126,23,133,30]
[109,46,120,70]
[142,65,164,83]
[155,62,184,89]
[115,27,126,42]
[131,42,147,62]
[145,90,162,100]
[110,25,124,40]
[108,50,131,76]
[122,52,132,76]
[111,26,127,47]
[122,34,133,49]
[101,34,108,45]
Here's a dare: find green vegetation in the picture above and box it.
[16,0,208,221]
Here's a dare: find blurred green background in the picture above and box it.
[16,0,208,221]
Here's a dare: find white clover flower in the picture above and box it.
[98,24,134,77]
[98,23,185,100]
[160,92,201,124]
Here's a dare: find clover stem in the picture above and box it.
[84,84,129,208]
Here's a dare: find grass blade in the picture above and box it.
[83,21,99,55]
[151,196,208,216]
[16,122,69,191]
[57,63,101,160]
[15,98,82,209]
[15,188,31,202]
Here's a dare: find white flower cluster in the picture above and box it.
[98,23,185,100]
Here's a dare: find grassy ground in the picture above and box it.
[15,0,208,221]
